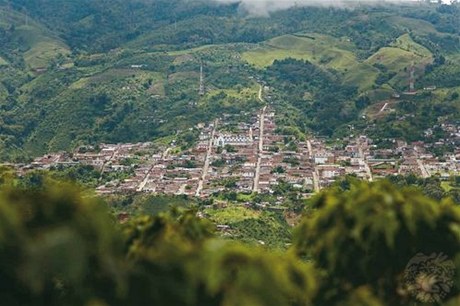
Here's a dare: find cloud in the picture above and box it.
[211,1,444,16]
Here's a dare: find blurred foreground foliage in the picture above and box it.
[0,176,459,306]
[295,180,460,306]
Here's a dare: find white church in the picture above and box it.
[213,128,254,147]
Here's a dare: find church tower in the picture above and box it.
[199,63,205,96]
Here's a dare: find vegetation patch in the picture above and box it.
[205,206,261,224]
[242,33,358,71]
[14,26,70,69]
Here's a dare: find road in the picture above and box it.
[137,170,150,192]
[363,161,374,182]
[258,85,264,102]
[306,140,313,157]
[253,106,267,193]
[417,159,430,178]
[312,169,320,193]
[307,140,320,192]
[413,145,430,178]
[358,146,373,182]
[99,144,120,180]
[162,147,172,159]
[195,120,218,197]
[178,184,187,195]
[379,102,389,113]
[137,147,171,192]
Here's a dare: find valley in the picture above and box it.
[8,105,460,201]
[1,2,460,305]
[1,1,460,163]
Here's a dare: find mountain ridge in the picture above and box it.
[0,1,459,160]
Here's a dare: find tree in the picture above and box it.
[123,210,316,306]
[294,180,460,306]
[1,175,460,305]
[271,166,285,174]
[0,178,125,306]
[0,176,317,305]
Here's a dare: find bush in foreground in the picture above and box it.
[0,177,459,305]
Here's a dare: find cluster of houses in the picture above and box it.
[8,108,460,199]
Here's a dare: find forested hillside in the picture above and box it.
[0,0,460,160]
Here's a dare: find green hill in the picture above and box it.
[243,33,358,69]
[366,35,432,71]
[0,1,460,160]
[243,32,435,92]
[367,45,427,72]
[0,7,70,69]
[17,26,70,69]
[242,33,381,91]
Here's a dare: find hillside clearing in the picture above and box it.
[242,34,358,70]
[15,26,70,69]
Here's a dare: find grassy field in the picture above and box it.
[148,75,166,97]
[24,40,70,69]
[200,84,261,109]
[365,34,433,90]
[365,99,398,120]
[207,85,259,100]
[365,86,396,102]
[69,69,164,92]
[391,34,432,58]
[366,34,432,72]
[0,56,7,66]
[0,83,7,100]
[367,47,421,72]
[0,7,28,27]
[242,46,312,68]
[242,34,358,70]
[242,33,380,91]
[167,44,218,56]
[441,181,454,192]
[205,206,262,224]
[14,26,70,69]
[204,205,292,249]
[343,63,380,91]
[241,32,434,92]
[89,68,139,82]
[0,9,70,69]
[69,77,91,90]
[387,16,439,35]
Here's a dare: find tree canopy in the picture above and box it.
[0,177,459,305]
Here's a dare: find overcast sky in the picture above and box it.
[212,0,452,16]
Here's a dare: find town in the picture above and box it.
[8,106,460,198]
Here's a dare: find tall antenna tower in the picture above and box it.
[173,12,177,31]
[21,6,29,26]
[6,0,11,15]
[199,63,205,96]
[409,65,415,93]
